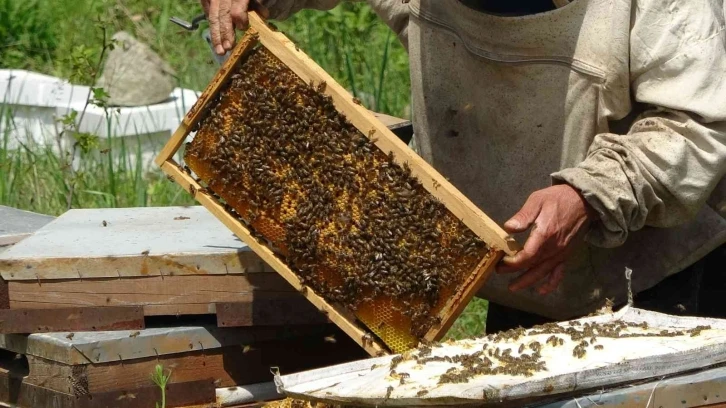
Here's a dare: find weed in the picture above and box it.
[151,364,172,408]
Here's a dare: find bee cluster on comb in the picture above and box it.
[154,15,516,354]
[184,46,490,352]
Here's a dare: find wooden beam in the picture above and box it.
[7,274,296,315]
[0,307,144,334]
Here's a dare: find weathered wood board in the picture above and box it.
[277,307,726,406]
[0,206,272,281]
[0,357,216,408]
[0,326,365,407]
[536,364,726,408]
[0,306,144,333]
[0,206,328,326]
[0,325,329,365]
[7,274,296,314]
[0,206,54,249]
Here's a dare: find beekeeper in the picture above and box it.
[200,0,726,332]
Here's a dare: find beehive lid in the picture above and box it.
[275,307,726,406]
[0,206,270,280]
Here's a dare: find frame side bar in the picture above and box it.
[155,29,260,166]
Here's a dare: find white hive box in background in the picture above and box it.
[0,69,199,171]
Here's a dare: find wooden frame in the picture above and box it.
[155,12,519,356]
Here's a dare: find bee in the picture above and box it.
[389,355,403,370]
[385,385,394,400]
[129,331,141,338]
[102,220,108,227]
[66,333,75,340]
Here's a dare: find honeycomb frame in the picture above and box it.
[156,12,519,356]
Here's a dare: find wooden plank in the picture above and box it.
[216,295,328,327]
[22,330,366,395]
[25,353,229,396]
[247,12,518,256]
[7,274,296,314]
[0,307,144,334]
[0,206,272,281]
[155,29,260,166]
[0,360,215,408]
[0,325,332,366]
[160,162,387,357]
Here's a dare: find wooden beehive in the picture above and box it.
[156,12,519,356]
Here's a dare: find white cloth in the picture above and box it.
[262,0,726,319]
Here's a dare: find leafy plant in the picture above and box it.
[0,0,57,70]
[151,364,172,408]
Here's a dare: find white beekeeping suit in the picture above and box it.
[261,0,726,319]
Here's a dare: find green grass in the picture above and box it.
[0,0,410,117]
[0,0,489,339]
[446,298,489,340]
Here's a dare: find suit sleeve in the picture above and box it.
[551,0,726,248]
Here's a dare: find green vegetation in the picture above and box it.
[0,0,487,338]
[151,364,172,408]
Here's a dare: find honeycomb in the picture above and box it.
[184,47,491,353]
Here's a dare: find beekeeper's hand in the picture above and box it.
[497,184,595,295]
[200,0,269,55]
